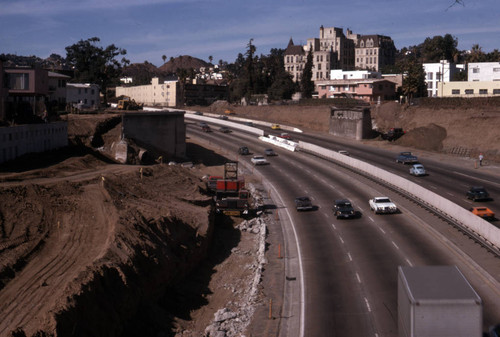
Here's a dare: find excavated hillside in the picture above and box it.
[197,100,500,162]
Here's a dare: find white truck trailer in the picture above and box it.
[398,265,482,337]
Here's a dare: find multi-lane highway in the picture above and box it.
[187,120,500,337]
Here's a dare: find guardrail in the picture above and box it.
[298,141,500,254]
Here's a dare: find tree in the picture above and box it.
[401,57,427,103]
[420,34,458,62]
[208,55,213,64]
[162,54,167,64]
[65,37,129,105]
[300,47,314,98]
[466,44,487,62]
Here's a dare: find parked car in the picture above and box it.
[295,196,314,211]
[470,206,495,220]
[219,127,231,133]
[264,148,277,156]
[409,164,426,176]
[333,199,356,219]
[466,186,490,201]
[271,124,281,130]
[238,146,250,155]
[369,197,398,214]
[251,155,269,165]
[382,128,405,141]
[202,126,212,132]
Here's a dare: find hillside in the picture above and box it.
[159,55,210,73]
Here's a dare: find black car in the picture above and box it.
[466,186,490,201]
[333,199,356,219]
[238,146,250,155]
[219,127,231,133]
[295,196,313,211]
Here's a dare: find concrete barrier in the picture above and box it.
[184,113,265,136]
[299,141,500,251]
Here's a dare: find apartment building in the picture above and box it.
[284,38,306,82]
[116,77,229,107]
[422,60,463,97]
[468,62,500,82]
[66,83,100,109]
[355,35,396,72]
[437,81,500,97]
[315,78,396,102]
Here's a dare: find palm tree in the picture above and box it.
[162,55,167,64]
[209,55,213,64]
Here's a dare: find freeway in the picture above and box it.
[187,121,500,337]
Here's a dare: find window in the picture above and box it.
[320,55,323,62]
[318,64,321,70]
[494,68,500,72]
[465,89,474,94]
[8,73,30,90]
[427,82,433,89]
[436,73,441,81]
[84,88,88,94]
[479,89,488,95]
[452,89,460,95]
[493,89,500,94]
[427,72,433,80]
[473,68,480,73]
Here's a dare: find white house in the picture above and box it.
[468,62,500,82]
[66,83,100,109]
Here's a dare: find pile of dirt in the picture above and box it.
[394,123,447,152]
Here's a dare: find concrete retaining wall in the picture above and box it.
[0,122,68,164]
[299,141,500,251]
[122,110,186,160]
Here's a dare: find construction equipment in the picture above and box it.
[211,161,249,216]
[117,96,142,110]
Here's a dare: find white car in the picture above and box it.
[369,197,398,214]
[251,155,269,165]
[409,164,426,176]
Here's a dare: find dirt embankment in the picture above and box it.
[196,100,500,162]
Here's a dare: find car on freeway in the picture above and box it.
[271,124,281,130]
[244,121,254,127]
[333,199,356,219]
[219,115,228,120]
[409,164,426,176]
[466,186,490,201]
[194,111,203,115]
[470,206,495,220]
[280,132,292,140]
[369,197,398,214]
[219,126,231,133]
[338,150,350,156]
[199,122,208,127]
[295,196,314,211]
[251,155,269,166]
[264,148,277,156]
[396,151,418,164]
[238,146,250,155]
[201,126,212,132]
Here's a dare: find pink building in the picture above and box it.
[316,78,396,103]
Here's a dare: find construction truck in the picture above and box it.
[212,162,249,216]
[117,96,142,110]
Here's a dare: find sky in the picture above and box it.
[1,0,499,67]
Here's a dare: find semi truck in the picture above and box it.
[398,265,482,337]
[209,162,249,217]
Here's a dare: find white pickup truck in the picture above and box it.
[369,197,398,214]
